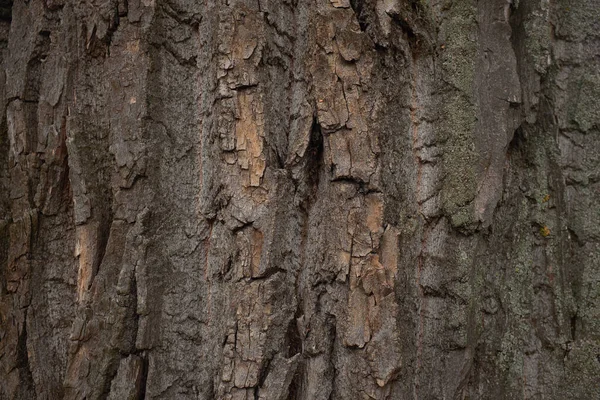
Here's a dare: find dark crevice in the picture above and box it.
[388,12,417,42]
[274,143,285,169]
[508,125,525,152]
[330,176,379,194]
[508,0,527,80]
[231,220,254,234]
[305,117,324,202]
[506,125,531,170]
[249,266,286,281]
[327,318,337,400]
[104,5,121,53]
[570,313,577,341]
[258,357,271,388]
[16,313,36,398]
[285,309,303,358]
[135,354,149,400]
[118,0,128,17]
[291,115,324,214]
[91,216,112,290]
[374,42,388,53]
[349,0,369,32]
[0,0,12,21]
[232,82,259,91]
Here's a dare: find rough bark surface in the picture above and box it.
[0,0,599,399]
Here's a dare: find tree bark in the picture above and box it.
[0,0,599,399]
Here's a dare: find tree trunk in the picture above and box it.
[1,0,599,399]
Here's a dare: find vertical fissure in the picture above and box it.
[16,313,36,398]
